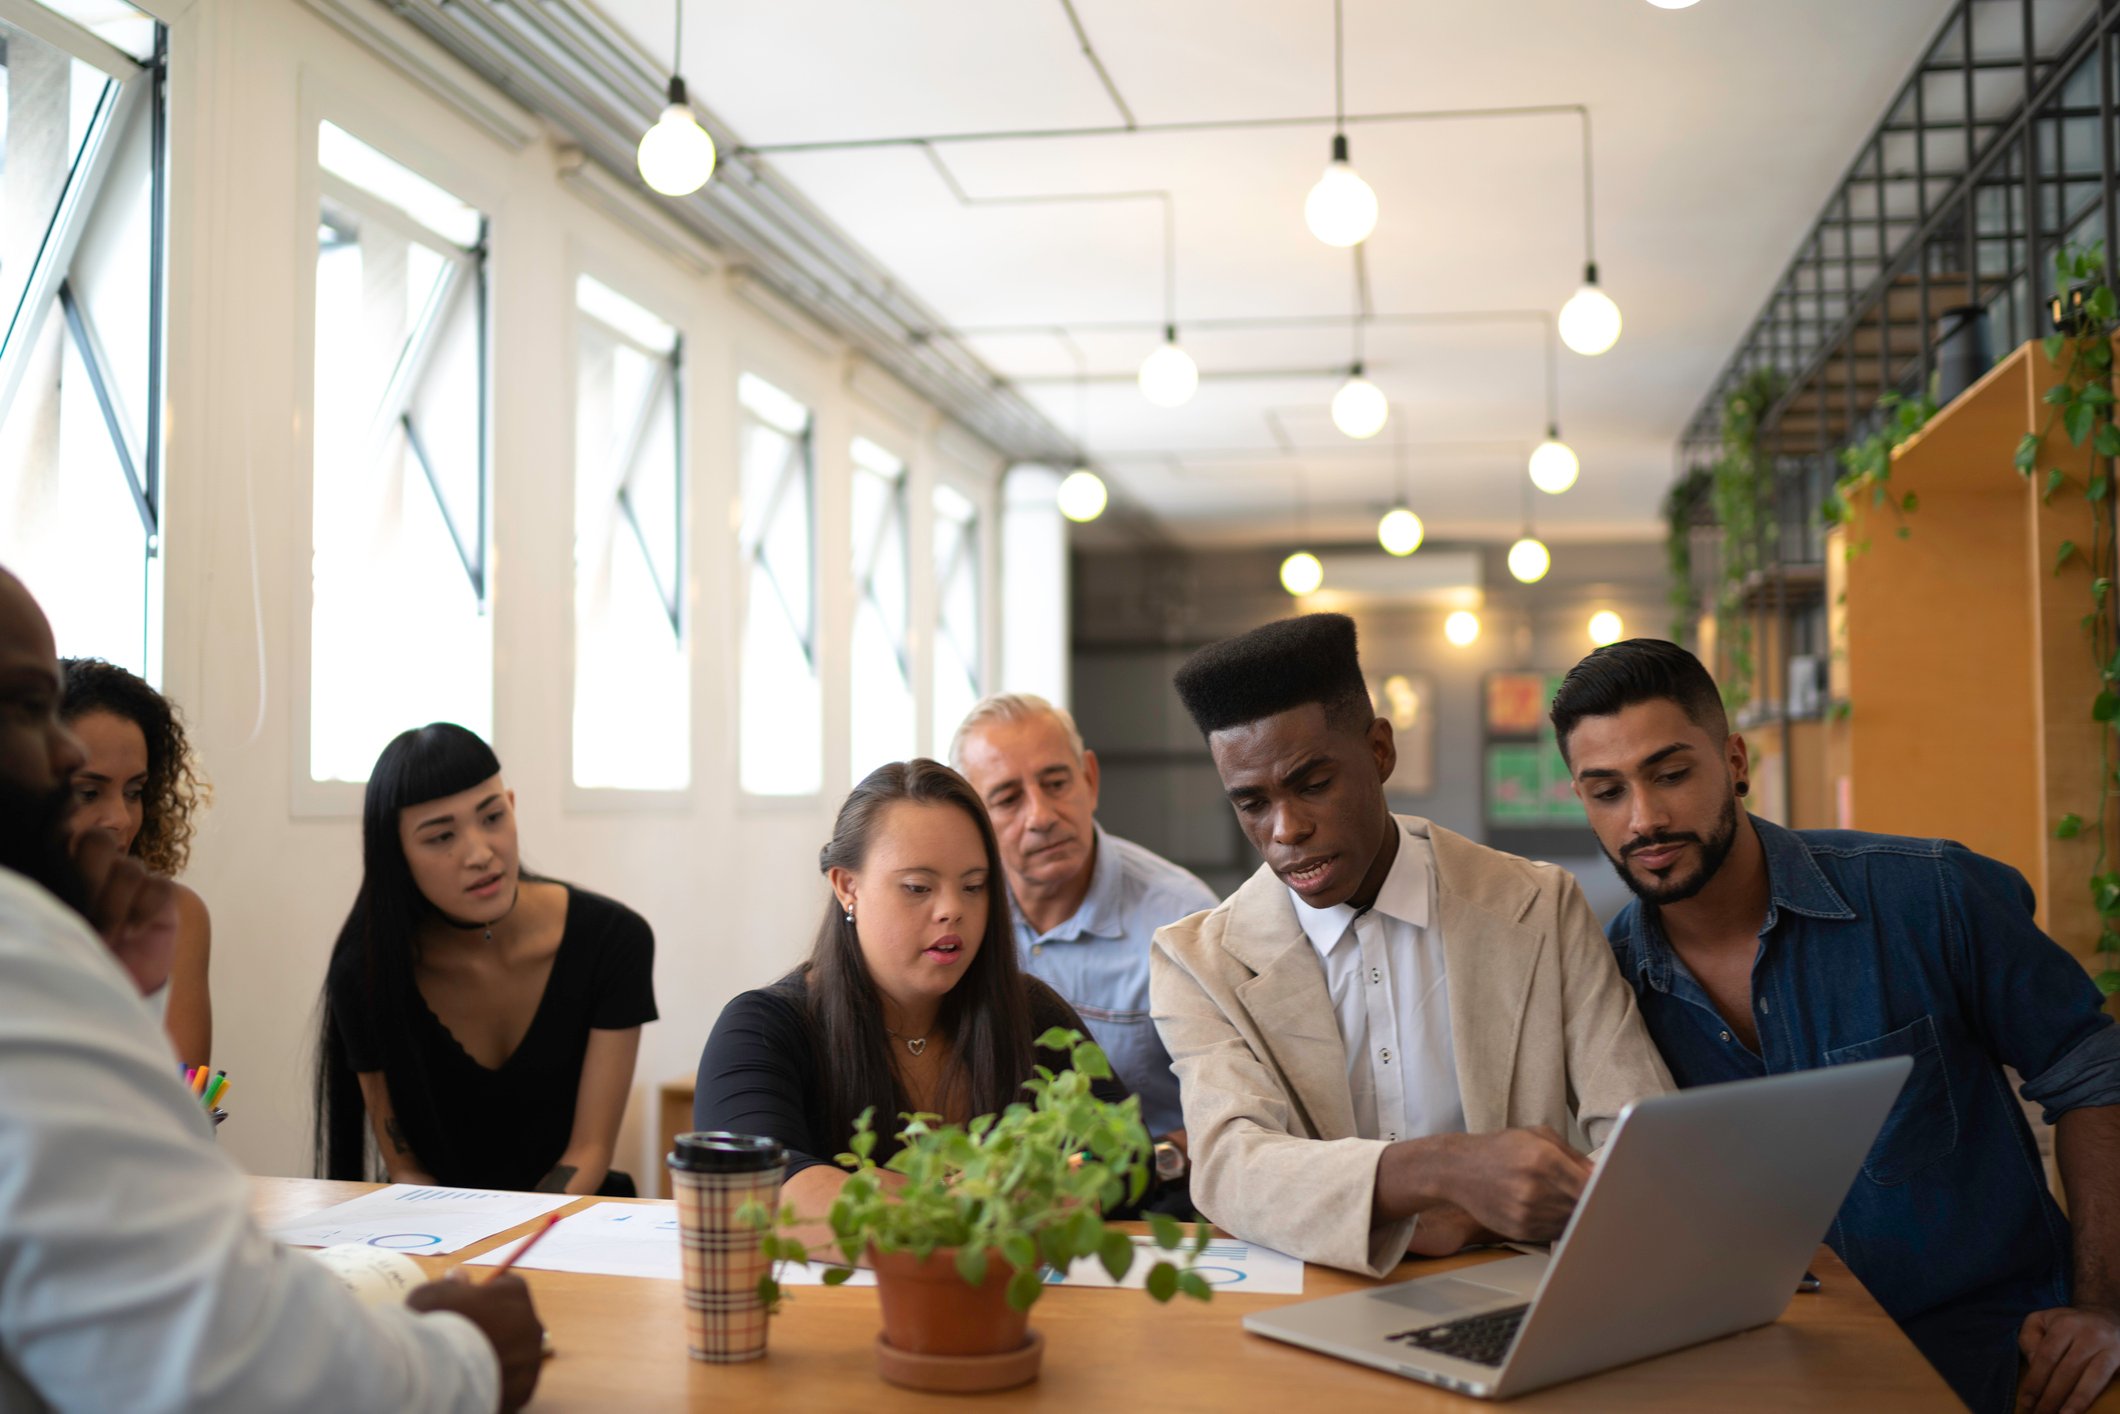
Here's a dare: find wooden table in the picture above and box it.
[253,1177,2001,1410]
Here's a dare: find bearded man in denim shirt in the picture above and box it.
[1551,638,2120,1414]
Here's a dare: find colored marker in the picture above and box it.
[192,1066,210,1096]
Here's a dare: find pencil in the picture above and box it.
[483,1212,562,1283]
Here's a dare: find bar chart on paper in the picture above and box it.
[267,1185,575,1255]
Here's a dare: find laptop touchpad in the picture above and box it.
[1375,1275,1522,1318]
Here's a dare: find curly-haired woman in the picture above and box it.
[60,659,213,1065]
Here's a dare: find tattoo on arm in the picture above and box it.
[384,1116,413,1156]
[534,1165,577,1194]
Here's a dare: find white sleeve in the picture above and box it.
[0,875,499,1414]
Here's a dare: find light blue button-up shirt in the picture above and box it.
[1011,825,1217,1138]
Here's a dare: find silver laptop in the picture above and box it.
[1244,1057,1912,1399]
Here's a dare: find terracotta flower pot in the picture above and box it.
[868,1247,1043,1393]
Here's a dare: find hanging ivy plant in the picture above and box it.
[2025,241,2120,999]
[1708,368,1785,714]
[1662,464,1712,641]
[1823,390,1937,554]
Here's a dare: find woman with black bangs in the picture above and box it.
[694,757,1137,1227]
[315,723,656,1196]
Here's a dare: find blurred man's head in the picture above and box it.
[951,694,1101,902]
[1551,638,1749,907]
[0,568,92,913]
[1173,614,1396,910]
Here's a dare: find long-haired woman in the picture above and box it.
[693,758,1129,1221]
[316,723,656,1195]
[61,658,213,1065]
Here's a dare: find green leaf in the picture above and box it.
[2068,400,2097,446]
[1897,526,1912,540]
[2047,383,2075,407]
[2057,813,2084,840]
[2096,970,2120,997]
[822,1265,854,1286]
[1005,1266,1045,1314]
[2097,423,2120,458]
[1147,1211,1183,1250]
[2096,873,2120,916]
[2095,476,2113,504]
[2094,690,2120,723]
[1001,1234,1036,1276]
[2092,285,2118,322]
[2045,333,2068,362]
[954,1245,988,1288]
[2018,433,2043,471]
[2059,540,2081,574]
[1177,1270,1213,1302]
[757,1274,781,1307]
[2086,381,2118,408]
[2046,468,2067,501]
[1901,491,1919,513]
[1098,1228,1134,1281]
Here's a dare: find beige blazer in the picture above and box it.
[1150,816,1672,1277]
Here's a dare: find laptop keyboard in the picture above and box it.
[1384,1305,1530,1367]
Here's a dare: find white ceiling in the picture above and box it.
[599,0,1956,547]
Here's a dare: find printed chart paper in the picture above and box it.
[464,1202,876,1285]
[268,1185,574,1256]
[1050,1236,1304,1294]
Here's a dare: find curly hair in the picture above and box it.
[60,659,210,877]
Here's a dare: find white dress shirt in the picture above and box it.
[0,868,499,1414]
[1288,821,1465,1144]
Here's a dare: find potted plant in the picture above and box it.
[748,1028,1211,1392]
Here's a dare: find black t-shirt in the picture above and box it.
[693,972,1130,1181]
[328,885,657,1191]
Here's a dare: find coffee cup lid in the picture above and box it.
[668,1131,785,1173]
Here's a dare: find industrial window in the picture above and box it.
[573,274,687,792]
[0,7,164,681]
[308,122,490,784]
[849,435,912,782]
[737,371,820,797]
[931,482,982,753]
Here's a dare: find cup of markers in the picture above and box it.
[182,1066,231,1131]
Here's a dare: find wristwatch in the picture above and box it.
[1152,1139,1188,1181]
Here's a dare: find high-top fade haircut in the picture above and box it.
[1549,638,1730,761]
[1173,612,1374,740]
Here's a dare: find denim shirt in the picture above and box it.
[1607,819,2120,1411]
[1012,826,1217,1138]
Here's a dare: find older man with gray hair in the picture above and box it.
[951,694,1215,1186]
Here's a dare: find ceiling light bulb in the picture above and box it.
[1589,609,1625,645]
[1331,367,1389,439]
[1559,264,1622,356]
[1508,536,1552,584]
[636,82,717,196]
[1528,434,1580,494]
[1056,468,1108,523]
[1377,506,1424,556]
[1280,551,1324,596]
[1305,136,1379,248]
[1444,609,1481,646]
[1138,327,1199,408]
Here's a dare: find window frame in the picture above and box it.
[730,342,829,809]
[563,257,694,812]
[847,426,915,782]
[289,89,502,815]
[0,8,166,679]
[928,466,990,758]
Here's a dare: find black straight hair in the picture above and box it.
[313,722,503,1180]
[1549,638,1731,761]
[801,758,1035,1148]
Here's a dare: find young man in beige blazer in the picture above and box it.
[1150,613,1671,1277]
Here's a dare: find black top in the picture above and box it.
[328,885,657,1191]
[693,972,1130,1181]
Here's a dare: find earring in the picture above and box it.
[1736,781,1750,797]
[843,902,855,923]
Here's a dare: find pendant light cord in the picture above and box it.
[1332,0,1346,131]
[673,0,684,81]
[1581,108,1597,268]
[1544,319,1560,432]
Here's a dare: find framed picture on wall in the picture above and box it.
[1367,671,1436,796]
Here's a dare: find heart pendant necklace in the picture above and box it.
[887,1029,929,1057]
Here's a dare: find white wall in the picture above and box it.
[142,0,1013,1182]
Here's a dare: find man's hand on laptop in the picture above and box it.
[1405,1203,1495,1257]
[1378,1126,1592,1244]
